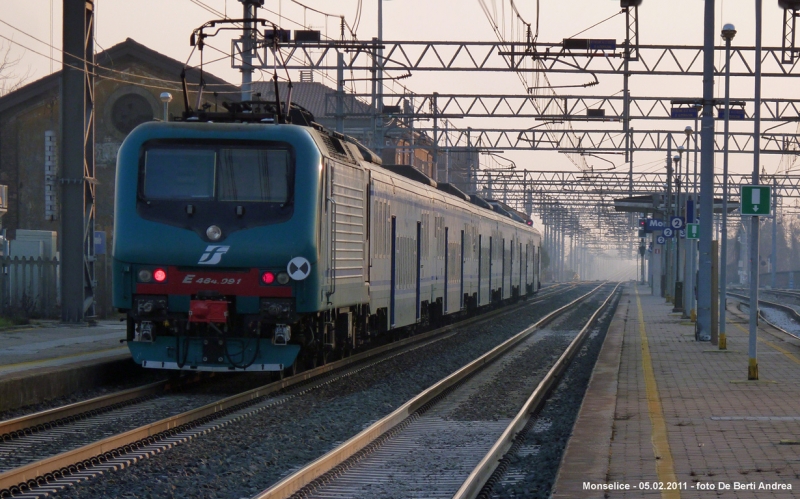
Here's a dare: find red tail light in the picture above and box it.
[153,268,167,282]
[261,271,275,284]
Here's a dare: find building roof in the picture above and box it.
[0,38,238,115]
[251,80,372,122]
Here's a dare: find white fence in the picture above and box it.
[0,256,59,318]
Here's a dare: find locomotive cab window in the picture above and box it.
[138,140,296,239]
[142,144,292,203]
[143,149,216,199]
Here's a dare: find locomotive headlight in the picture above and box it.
[276,272,290,285]
[137,269,153,282]
[206,225,222,241]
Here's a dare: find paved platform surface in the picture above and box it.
[0,321,129,378]
[554,283,800,498]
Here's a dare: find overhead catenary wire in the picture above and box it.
[0,17,237,89]
[0,32,247,94]
[186,0,366,94]
[567,10,624,40]
[477,0,590,172]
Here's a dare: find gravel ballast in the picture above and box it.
[486,289,621,499]
[34,284,606,499]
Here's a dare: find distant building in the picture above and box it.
[0,38,238,315]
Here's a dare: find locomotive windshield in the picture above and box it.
[136,140,296,237]
[142,144,292,203]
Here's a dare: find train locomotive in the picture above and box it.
[113,103,542,372]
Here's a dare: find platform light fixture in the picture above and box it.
[719,22,736,351]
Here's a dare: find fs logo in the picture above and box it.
[198,245,230,265]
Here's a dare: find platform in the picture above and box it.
[553,283,800,498]
[0,321,135,412]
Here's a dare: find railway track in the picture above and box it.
[727,291,800,340]
[0,283,582,498]
[252,282,620,499]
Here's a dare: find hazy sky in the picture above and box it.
[1,1,797,177]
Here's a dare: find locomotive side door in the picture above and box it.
[321,159,333,301]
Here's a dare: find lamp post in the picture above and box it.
[719,22,736,350]
[683,126,694,320]
[673,151,683,312]
[747,0,763,380]
[664,140,674,300]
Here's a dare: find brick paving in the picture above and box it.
[554,283,800,498]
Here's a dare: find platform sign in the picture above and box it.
[94,231,106,255]
[663,227,674,238]
[656,235,666,245]
[718,108,745,120]
[671,107,699,119]
[589,39,617,51]
[686,223,699,239]
[740,185,771,216]
[646,218,666,231]
[670,216,685,230]
[679,229,686,239]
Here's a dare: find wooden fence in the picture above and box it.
[0,256,60,319]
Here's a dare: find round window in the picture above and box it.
[111,93,154,134]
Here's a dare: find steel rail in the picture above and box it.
[727,291,800,341]
[454,282,622,498]
[0,381,168,438]
[0,283,576,495]
[251,281,611,499]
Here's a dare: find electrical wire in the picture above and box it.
[477,0,590,172]
[0,32,248,94]
[0,17,239,89]
[186,0,363,93]
[567,11,623,40]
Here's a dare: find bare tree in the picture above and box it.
[0,41,31,97]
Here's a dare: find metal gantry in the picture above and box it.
[256,5,800,284]
[325,93,800,122]
[387,127,800,154]
[61,0,96,321]
[280,40,800,77]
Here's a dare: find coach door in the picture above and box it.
[390,216,397,327]
[523,242,528,292]
[519,241,523,293]
[460,230,465,309]
[478,234,483,304]
[501,238,506,300]
[444,227,449,313]
[416,221,422,321]
[487,236,494,294]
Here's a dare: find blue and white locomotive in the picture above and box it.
[113,104,541,372]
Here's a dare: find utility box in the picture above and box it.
[11,230,57,259]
